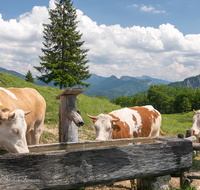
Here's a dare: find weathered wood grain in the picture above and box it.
[59,95,78,142]
[0,136,193,190]
[192,143,200,150]
[56,88,84,100]
[28,136,158,153]
[0,136,157,155]
[67,110,84,127]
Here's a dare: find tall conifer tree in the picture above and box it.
[34,0,91,89]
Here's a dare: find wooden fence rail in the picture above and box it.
[0,136,193,190]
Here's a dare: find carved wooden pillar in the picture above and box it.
[56,88,84,142]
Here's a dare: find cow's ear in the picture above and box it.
[193,109,197,115]
[87,114,97,123]
[0,110,7,120]
[8,112,15,120]
[112,124,121,132]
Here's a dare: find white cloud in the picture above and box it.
[141,5,154,12]
[49,0,57,9]
[0,1,199,82]
[77,10,200,81]
[140,5,165,14]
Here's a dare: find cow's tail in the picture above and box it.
[160,129,166,136]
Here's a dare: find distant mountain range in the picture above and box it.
[83,74,170,99]
[7,67,200,99]
[168,74,200,89]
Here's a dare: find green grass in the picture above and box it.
[0,71,196,141]
[1,72,200,189]
[0,72,121,142]
[162,112,194,137]
[173,185,196,190]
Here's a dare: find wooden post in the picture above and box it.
[186,129,193,138]
[178,133,193,189]
[56,88,84,143]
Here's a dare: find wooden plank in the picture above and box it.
[172,173,200,179]
[192,143,200,150]
[28,137,158,153]
[56,88,84,99]
[0,136,176,154]
[0,137,158,155]
[0,137,193,190]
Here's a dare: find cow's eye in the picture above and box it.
[107,127,111,131]
[12,128,19,136]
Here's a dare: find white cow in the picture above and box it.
[0,87,46,153]
[87,105,165,141]
[0,109,32,153]
[191,109,200,142]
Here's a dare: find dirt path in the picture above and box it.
[84,175,200,190]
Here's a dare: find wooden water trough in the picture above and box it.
[0,136,193,190]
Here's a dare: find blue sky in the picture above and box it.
[0,0,200,82]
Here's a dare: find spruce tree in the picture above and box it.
[34,0,91,89]
[25,70,34,83]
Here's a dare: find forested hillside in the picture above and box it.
[169,74,200,89]
[0,71,195,145]
[114,84,200,114]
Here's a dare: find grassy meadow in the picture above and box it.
[0,71,195,142]
[0,72,199,189]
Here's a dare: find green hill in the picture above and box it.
[0,71,194,144]
[0,67,171,99]
[168,74,200,89]
[0,72,121,143]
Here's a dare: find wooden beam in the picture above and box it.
[0,136,193,190]
[56,88,84,100]
[171,173,200,179]
[192,143,200,150]
[59,94,79,142]
[0,136,158,155]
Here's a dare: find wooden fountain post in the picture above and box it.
[56,88,84,143]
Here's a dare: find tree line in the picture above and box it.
[111,84,200,114]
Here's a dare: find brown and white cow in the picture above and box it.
[0,87,46,153]
[191,109,200,142]
[87,105,165,141]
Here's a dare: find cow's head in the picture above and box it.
[0,109,32,153]
[87,114,119,141]
[191,109,200,137]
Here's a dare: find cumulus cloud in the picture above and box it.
[77,10,200,81]
[0,0,200,82]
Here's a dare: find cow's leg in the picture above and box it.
[26,131,33,145]
[33,120,43,145]
[26,132,31,145]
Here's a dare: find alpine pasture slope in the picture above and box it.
[0,72,194,143]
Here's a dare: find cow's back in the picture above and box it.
[109,106,161,139]
[0,88,46,132]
